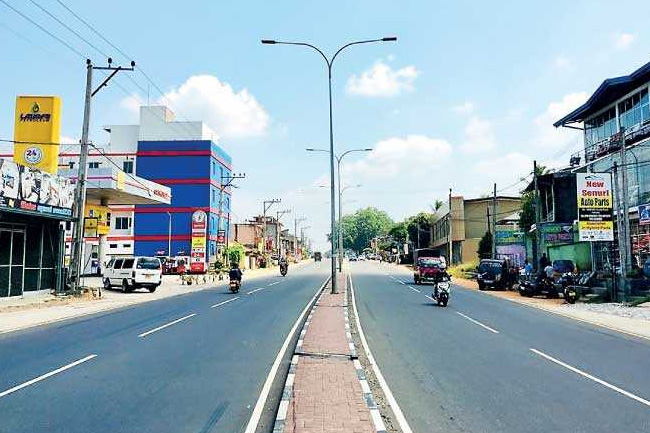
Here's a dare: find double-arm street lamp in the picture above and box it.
[308,148,371,271]
[263,37,396,293]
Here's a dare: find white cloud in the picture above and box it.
[473,152,533,194]
[552,56,570,70]
[346,61,418,97]
[122,75,269,139]
[453,101,475,115]
[532,92,588,151]
[461,116,495,154]
[614,32,635,49]
[343,135,452,179]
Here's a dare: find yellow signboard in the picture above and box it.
[13,96,62,174]
[84,204,110,235]
[191,237,206,248]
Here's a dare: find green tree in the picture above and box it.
[226,243,245,267]
[340,207,394,252]
[406,212,434,248]
[477,231,493,259]
[388,222,408,244]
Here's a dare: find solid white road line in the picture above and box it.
[0,354,97,399]
[349,274,415,433]
[242,277,329,433]
[138,313,196,338]
[268,281,281,286]
[210,297,239,309]
[456,311,499,334]
[407,285,420,293]
[246,287,266,295]
[530,348,650,408]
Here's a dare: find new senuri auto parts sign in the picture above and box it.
[576,173,614,241]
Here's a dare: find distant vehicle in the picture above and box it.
[349,254,358,261]
[413,248,446,283]
[476,259,505,290]
[103,256,162,293]
[414,257,445,284]
[314,252,322,262]
[358,255,367,261]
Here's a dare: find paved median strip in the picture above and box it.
[456,311,499,334]
[138,313,197,338]
[530,348,650,408]
[210,297,239,309]
[0,354,97,399]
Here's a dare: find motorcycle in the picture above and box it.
[432,280,451,307]
[229,278,241,293]
[518,274,558,298]
[557,273,577,304]
[280,262,288,276]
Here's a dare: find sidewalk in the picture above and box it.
[275,273,385,433]
[0,261,311,335]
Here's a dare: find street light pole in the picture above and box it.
[308,147,371,272]
[167,211,172,257]
[264,37,396,294]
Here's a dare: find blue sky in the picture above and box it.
[2,0,650,249]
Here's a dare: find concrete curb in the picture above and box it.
[271,289,325,433]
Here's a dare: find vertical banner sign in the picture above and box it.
[216,230,226,245]
[190,210,207,273]
[576,173,614,241]
[13,96,62,174]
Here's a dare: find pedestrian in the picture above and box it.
[524,259,533,280]
[539,253,550,271]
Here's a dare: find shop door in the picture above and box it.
[0,227,26,298]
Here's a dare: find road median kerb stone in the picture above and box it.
[273,273,388,433]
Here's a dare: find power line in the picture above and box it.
[27,0,108,59]
[54,0,131,61]
[0,138,81,146]
[0,0,85,58]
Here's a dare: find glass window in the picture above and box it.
[89,162,100,169]
[113,258,124,269]
[137,257,161,269]
[122,258,135,268]
[123,160,134,174]
[115,217,131,230]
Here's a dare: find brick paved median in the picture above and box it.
[279,274,379,433]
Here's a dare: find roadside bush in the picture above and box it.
[448,260,479,279]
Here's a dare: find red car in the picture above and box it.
[414,257,444,285]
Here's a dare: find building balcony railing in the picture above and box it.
[570,120,650,166]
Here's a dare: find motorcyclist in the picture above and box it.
[229,264,242,282]
[279,257,288,274]
[433,262,451,299]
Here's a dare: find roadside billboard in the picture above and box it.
[638,203,650,225]
[13,96,62,174]
[0,158,73,218]
[190,210,207,272]
[576,173,614,241]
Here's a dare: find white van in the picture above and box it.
[103,256,162,292]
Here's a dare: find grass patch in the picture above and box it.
[448,260,479,279]
[628,295,650,307]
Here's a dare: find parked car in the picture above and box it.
[349,254,358,261]
[476,259,506,290]
[103,256,162,293]
[358,255,367,261]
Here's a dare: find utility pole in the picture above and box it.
[486,206,491,233]
[491,183,497,259]
[69,58,135,291]
[167,212,172,257]
[262,199,281,256]
[276,209,292,258]
[218,173,245,258]
[618,130,631,298]
[533,160,542,270]
[448,188,453,266]
[294,217,306,260]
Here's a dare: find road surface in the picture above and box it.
[0,262,327,433]
[351,261,650,433]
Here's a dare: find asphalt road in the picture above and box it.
[0,262,328,433]
[351,261,650,433]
